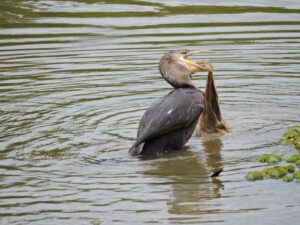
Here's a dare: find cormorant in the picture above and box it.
[129,50,228,157]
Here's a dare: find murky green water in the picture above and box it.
[1,0,300,224]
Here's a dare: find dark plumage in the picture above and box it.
[130,88,204,156]
[129,50,213,157]
[129,49,229,157]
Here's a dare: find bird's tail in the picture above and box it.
[129,142,145,157]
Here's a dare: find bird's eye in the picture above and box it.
[181,50,190,55]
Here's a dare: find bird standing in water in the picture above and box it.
[129,50,228,157]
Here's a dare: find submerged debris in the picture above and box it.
[210,169,223,177]
[258,154,283,164]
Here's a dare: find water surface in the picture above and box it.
[1,0,300,224]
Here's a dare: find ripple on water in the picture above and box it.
[0,0,300,224]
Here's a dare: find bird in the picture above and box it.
[129,50,228,157]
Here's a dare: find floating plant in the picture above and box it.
[263,167,288,179]
[246,165,296,181]
[282,165,295,173]
[285,154,300,163]
[282,175,294,182]
[293,171,300,179]
[246,126,300,184]
[258,154,283,164]
[279,126,300,150]
[246,171,265,181]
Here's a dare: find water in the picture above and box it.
[1,0,300,224]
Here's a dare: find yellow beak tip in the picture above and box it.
[185,59,213,72]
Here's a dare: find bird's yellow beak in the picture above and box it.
[184,59,213,72]
[184,49,210,57]
[183,49,213,72]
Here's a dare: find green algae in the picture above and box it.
[285,154,300,163]
[293,171,300,179]
[282,165,295,173]
[246,126,300,184]
[282,175,294,182]
[258,154,283,164]
[246,164,300,183]
[279,126,300,150]
[246,171,266,181]
[263,167,288,179]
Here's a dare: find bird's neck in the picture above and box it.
[160,70,196,89]
[159,60,197,89]
[167,79,197,89]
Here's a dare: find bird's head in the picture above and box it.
[159,49,213,89]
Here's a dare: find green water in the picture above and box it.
[0,0,300,224]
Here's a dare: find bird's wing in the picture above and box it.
[131,88,204,149]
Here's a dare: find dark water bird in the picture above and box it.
[129,50,229,157]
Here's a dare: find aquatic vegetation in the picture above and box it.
[263,167,288,179]
[282,175,294,182]
[282,165,295,173]
[246,171,265,181]
[285,154,300,163]
[246,165,300,183]
[91,219,101,225]
[279,126,300,150]
[247,127,300,184]
[258,154,283,164]
[293,171,300,179]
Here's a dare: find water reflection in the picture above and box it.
[1,0,300,224]
[144,138,224,216]
[202,138,224,198]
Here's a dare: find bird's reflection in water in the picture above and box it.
[202,138,224,198]
[144,138,224,216]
